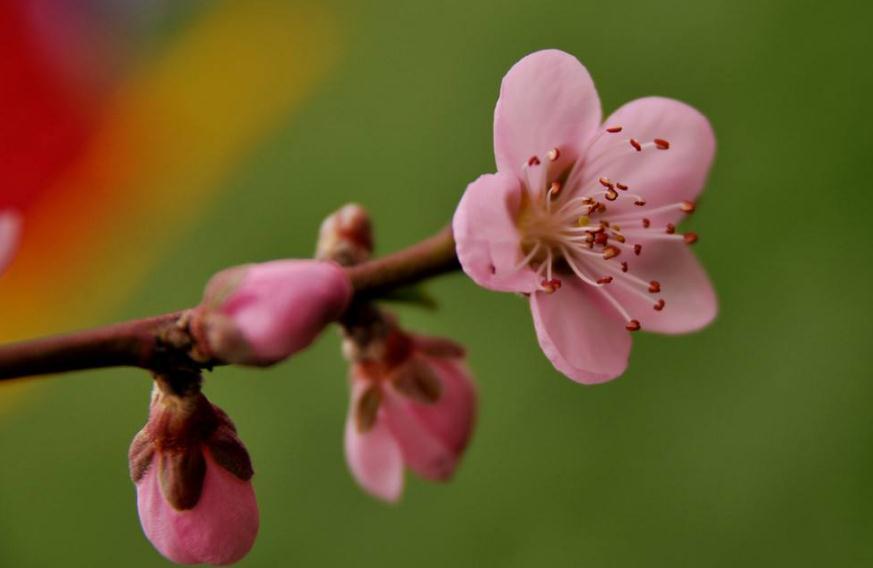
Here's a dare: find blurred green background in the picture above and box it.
[2,0,873,566]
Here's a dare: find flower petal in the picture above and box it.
[494,49,601,175]
[0,211,21,276]
[344,381,404,503]
[607,241,717,334]
[530,277,631,384]
[453,172,539,293]
[382,386,461,482]
[581,97,715,221]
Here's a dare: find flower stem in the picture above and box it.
[0,226,460,382]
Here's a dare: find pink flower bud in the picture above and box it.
[0,210,22,275]
[315,203,373,266]
[342,318,477,502]
[193,260,353,366]
[130,376,259,565]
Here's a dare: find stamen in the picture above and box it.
[654,138,670,150]
[599,177,614,188]
[665,223,676,234]
[540,278,562,293]
[654,299,666,311]
[683,233,698,244]
[648,280,661,293]
[548,181,562,197]
[576,215,590,227]
[634,198,646,206]
[621,261,628,272]
[528,156,541,166]
[642,218,651,228]
[680,201,696,213]
[606,126,623,133]
[514,242,542,270]
[606,188,618,201]
[547,147,561,161]
[630,139,642,152]
[616,183,628,191]
[626,320,641,331]
[603,246,621,259]
[634,244,642,255]
[597,276,613,285]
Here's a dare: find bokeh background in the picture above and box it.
[1,0,872,566]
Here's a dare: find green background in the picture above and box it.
[2,0,872,566]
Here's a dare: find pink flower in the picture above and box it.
[0,210,21,275]
[192,260,353,366]
[343,326,477,502]
[130,376,259,565]
[453,49,717,384]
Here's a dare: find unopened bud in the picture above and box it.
[192,260,353,366]
[316,203,373,266]
[130,374,258,565]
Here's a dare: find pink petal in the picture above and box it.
[581,97,715,221]
[382,387,460,482]
[136,451,259,566]
[530,277,631,384]
[494,49,602,175]
[407,348,477,456]
[344,380,404,503]
[607,241,717,334]
[0,211,21,275]
[453,172,539,293]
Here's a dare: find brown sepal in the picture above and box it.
[355,385,382,433]
[128,428,155,483]
[392,358,443,404]
[206,425,254,481]
[158,447,207,511]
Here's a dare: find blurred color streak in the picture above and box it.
[0,0,340,410]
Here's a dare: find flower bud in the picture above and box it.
[315,203,373,266]
[341,313,476,502]
[192,259,353,366]
[129,374,258,566]
[0,210,22,275]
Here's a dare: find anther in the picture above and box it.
[683,233,699,245]
[642,218,651,228]
[630,138,642,152]
[634,198,646,206]
[548,181,562,197]
[648,280,661,293]
[654,299,666,311]
[612,233,626,243]
[626,320,641,331]
[634,244,642,256]
[680,201,696,213]
[594,232,608,245]
[616,183,628,191]
[540,278,562,293]
[620,261,629,272]
[665,223,676,234]
[547,148,561,161]
[606,126,623,133]
[654,138,670,150]
[603,246,621,260]
[599,177,613,188]
[596,203,607,213]
[606,189,618,201]
[577,215,590,227]
[597,276,613,285]
[528,156,541,166]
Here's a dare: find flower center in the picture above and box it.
[515,127,698,331]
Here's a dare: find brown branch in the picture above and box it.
[0,226,459,382]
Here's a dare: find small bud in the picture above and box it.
[342,312,477,502]
[316,203,374,266]
[192,260,353,366]
[130,375,258,565]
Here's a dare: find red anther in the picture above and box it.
[547,147,561,161]
[582,197,595,205]
[599,177,613,188]
[683,232,699,245]
[654,299,666,311]
[603,246,621,260]
[680,200,696,213]
[606,126,623,133]
[596,203,607,213]
[616,183,628,191]
[648,280,661,293]
[630,138,642,151]
[606,189,618,201]
[597,276,613,285]
[665,223,676,234]
[642,218,651,228]
[600,220,610,228]
[634,198,646,206]
[540,278,562,293]
[585,233,595,243]
[654,138,670,150]
[612,233,626,243]
[548,181,562,196]
[626,320,641,331]
[528,156,541,166]
[620,261,628,272]
[594,232,609,245]
[634,244,642,256]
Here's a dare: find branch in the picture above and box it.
[0,226,459,382]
